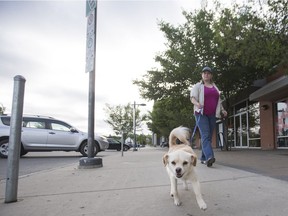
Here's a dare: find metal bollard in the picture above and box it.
[5,75,26,203]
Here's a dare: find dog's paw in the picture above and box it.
[198,200,207,211]
[174,199,182,206]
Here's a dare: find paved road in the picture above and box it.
[0,151,118,181]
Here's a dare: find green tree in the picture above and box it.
[0,104,5,115]
[104,103,148,141]
[266,0,288,67]
[148,97,194,138]
[134,0,287,134]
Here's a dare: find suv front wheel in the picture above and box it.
[79,141,99,157]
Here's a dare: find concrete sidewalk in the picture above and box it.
[0,147,287,216]
[213,148,288,181]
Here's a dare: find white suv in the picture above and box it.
[0,115,109,158]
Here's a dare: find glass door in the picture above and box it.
[276,100,288,148]
[235,112,248,147]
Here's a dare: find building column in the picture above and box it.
[260,101,275,150]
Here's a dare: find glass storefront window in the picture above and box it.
[235,101,247,114]
[227,117,235,147]
[248,102,260,147]
[276,100,288,147]
[232,101,260,148]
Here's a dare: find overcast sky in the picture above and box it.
[0,0,205,136]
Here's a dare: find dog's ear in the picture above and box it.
[163,154,169,166]
[191,153,197,166]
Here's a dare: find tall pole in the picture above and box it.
[133,101,137,151]
[79,0,102,168]
[5,75,26,203]
[87,0,97,158]
[87,64,95,158]
[132,102,146,151]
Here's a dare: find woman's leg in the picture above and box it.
[207,115,216,158]
[195,115,205,162]
[196,114,214,161]
[204,115,217,167]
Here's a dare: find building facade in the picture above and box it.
[216,67,288,150]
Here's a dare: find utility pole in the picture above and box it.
[79,0,102,169]
[132,101,146,151]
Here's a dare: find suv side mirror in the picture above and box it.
[70,128,78,133]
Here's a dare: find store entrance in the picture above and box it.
[235,112,248,148]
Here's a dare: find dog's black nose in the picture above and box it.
[176,167,182,174]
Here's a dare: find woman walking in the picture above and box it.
[190,66,227,167]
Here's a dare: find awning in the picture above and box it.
[249,75,288,101]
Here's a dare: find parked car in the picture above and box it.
[107,138,130,151]
[0,115,109,158]
[160,141,168,148]
[129,143,146,149]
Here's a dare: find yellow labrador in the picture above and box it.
[163,126,207,210]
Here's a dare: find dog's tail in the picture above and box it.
[169,126,191,147]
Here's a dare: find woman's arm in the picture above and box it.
[220,104,227,117]
[191,97,203,109]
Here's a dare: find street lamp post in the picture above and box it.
[133,101,146,151]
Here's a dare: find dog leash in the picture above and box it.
[190,109,202,142]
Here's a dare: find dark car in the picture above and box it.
[107,138,130,151]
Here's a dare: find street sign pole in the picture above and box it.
[79,0,102,169]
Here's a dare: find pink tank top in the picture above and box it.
[203,86,219,115]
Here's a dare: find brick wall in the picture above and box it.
[260,101,275,149]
